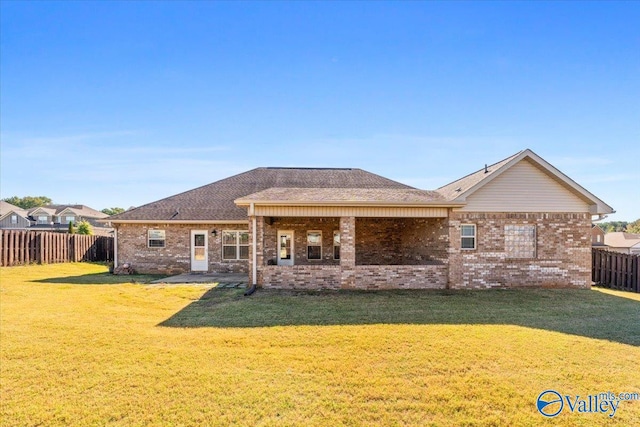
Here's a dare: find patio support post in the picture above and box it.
[340,216,356,289]
[250,203,257,286]
[113,225,118,269]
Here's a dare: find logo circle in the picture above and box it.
[537,390,564,417]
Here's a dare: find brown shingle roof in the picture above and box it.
[32,204,109,219]
[0,200,29,219]
[109,168,414,222]
[604,232,640,249]
[436,151,522,201]
[236,187,454,205]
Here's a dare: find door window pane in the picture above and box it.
[280,235,291,259]
[194,247,206,261]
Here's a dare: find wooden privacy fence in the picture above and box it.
[1,230,114,267]
[592,249,640,293]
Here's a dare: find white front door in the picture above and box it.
[277,230,294,266]
[191,230,208,271]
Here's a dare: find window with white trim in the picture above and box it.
[222,231,249,260]
[461,224,476,249]
[307,231,322,260]
[333,231,340,260]
[37,215,48,225]
[11,215,18,224]
[148,230,166,248]
[64,215,75,224]
[504,225,536,258]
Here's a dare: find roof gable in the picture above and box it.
[28,207,56,216]
[437,149,614,215]
[0,201,30,221]
[57,207,82,217]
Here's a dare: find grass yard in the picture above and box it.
[1,263,639,426]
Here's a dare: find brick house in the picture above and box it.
[591,224,606,248]
[106,149,613,289]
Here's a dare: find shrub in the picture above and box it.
[76,220,93,235]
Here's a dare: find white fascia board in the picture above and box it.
[100,219,249,225]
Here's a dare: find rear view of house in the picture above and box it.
[106,149,613,289]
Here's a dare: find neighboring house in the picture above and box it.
[0,201,31,229]
[603,232,640,255]
[591,224,607,248]
[27,204,113,235]
[105,149,614,289]
[0,202,113,235]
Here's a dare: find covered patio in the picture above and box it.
[235,188,462,290]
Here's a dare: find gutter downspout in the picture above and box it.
[245,203,258,296]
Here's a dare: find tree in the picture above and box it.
[2,196,52,209]
[597,221,628,233]
[626,219,640,234]
[76,220,93,235]
[101,207,125,216]
[68,221,76,234]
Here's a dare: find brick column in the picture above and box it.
[447,216,461,289]
[256,216,264,286]
[248,216,265,286]
[340,216,356,289]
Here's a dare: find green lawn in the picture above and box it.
[1,263,639,426]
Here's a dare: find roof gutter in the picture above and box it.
[98,219,249,225]
[235,201,465,208]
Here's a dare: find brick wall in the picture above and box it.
[116,223,249,274]
[118,211,591,289]
[355,218,402,265]
[348,265,447,290]
[260,265,341,289]
[355,218,449,265]
[400,218,449,264]
[448,212,591,289]
[259,264,447,290]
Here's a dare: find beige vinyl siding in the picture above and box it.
[253,206,449,218]
[0,214,30,229]
[459,159,590,212]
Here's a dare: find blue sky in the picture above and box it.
[1,1,638,220]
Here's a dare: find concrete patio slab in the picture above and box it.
[151,273,249,285]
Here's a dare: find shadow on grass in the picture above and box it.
[33,272,167,285]
[159,288,640,346]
